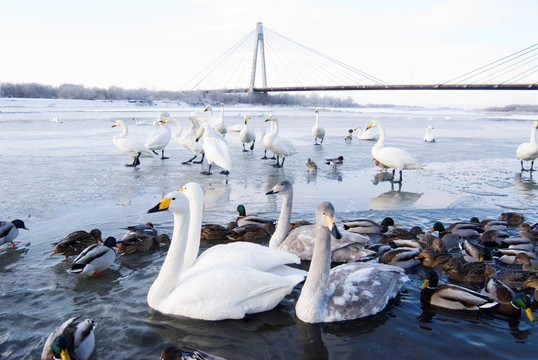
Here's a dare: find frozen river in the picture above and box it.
[1,98,537,359]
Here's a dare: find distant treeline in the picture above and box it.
[0,82,360,108]
[484,104,538,112]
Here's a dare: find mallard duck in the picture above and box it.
[445,257,492,283]
[227,224,272,242]
[231,204,275,233]
[514,253,538,272]
[415,248,455,269]
[51,229,102,258]
[461,239,493,263]
[519,223,538,242]
[499,236,535,251]
[496,248,538,265]
[342,217,395,235]
[380,247,421,268]
[290,220,313,231]
[518,274,538,301]
[498,212,525,226]
[380,227,420,242]
[0,219,29,247]
[418,232,444,253]
[478,219,507,232]
[117,233,170,255]
[160,345,227,360]
[305,158,317,172]
[430,221,480,238]
[201,224,229,241]
[483,276,535,321]
[41,316,95,360]
[68,237,117,276]
[122,222,157,239]
[478,230,509,247]
[486,267,533,290]
[420,270,497,310]
[295,202,407,323]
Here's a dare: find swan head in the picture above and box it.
[316,202,341,239]
[204,105,211,112]
[147,191,189,215]
[159,112,170,122]
[244,116,249,124]
[179,182,204,205]
[265,116,277,123]
[112,120,123,128]
[195,124,207,142]
[265,180,293,196]
[315,109,319,113]
[366,120,379,130]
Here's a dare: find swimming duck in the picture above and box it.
[430,221,480,238]
[200,224,229,241]
[112,119,154,167]
[476,218,507,232]
[312,109,325,145]
[486,267,532,290]
[461,239,493,263]
[380,246,421,268]
[496,248,538,265]
[514,253,538,272]
[498,212,525,226]
[445,257,492,283]
[478,230,510,247]
[41,316,95,360]
[380,227,420,242]
[68,237,117,276]
[305,158,318,172]
[415,248,454,269]
[238,116,255,151]
[516,121,538,171]
[420,270,497,310]
[0,219,28,247]
[344,129,353,143]
[117,233,170,255]
[483,276,535,321]
[231,204,275,232]
[518,274,538,301]
[326,156,344,169]
[51,229,102,258]
[266,180,374,262]
[519,223,538,243]
[122,222,157,239]
[160,344,227,360]
[366,120,422,183]
[342,217,395,235]
[227,223,272,242]
[295,202,407,323]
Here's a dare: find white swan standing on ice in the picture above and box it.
[161,116,205,164]
[205,103,227,137]
[423,125,435,142]
[516,121,538,171]
[238,116,256,151]
[264,116,297,168]
[145,113,171,159]
[112,119,154,167]
[366,120,422,183]
[312,109,325,145]
[295,201,408,323]
[195,122,231,175]
[146,182,305,321]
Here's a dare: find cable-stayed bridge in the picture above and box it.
[181,23,537,93]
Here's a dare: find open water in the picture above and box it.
[0,98,537,359]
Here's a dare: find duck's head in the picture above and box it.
[236,204,247,217]
[11,219,28,230]
[511,294,535,322]
[316,202,341,240]
[430,222,446,233]
[479,247,492,262]
[469,217,480,224]
[103,237,117,248]
[266,180,292,196]
[420,270,439,289]
[51,335,70,360]
[380,217,396,228]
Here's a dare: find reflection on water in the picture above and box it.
[513,172,537,205]
[369,188,423,210]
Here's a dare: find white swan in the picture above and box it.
[161,116,205,164]
[264,116,297,168]
[195,122,231,175]
[261,119,276,160]
[206,103,227,137]
[112,119,154,167]
[266,181,375,262]
[366,120,422,183]
[146,182,305,321]
[145,113,171,159]
[295,202,408,323]
[516,121,538,171]
[238,116,256,151]
[423,125,435,142]
[354,126,378,140]
[312,109,325,145]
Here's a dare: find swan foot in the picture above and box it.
[220,170,230,175]
[160,150,169,160]
[182,155,197,164]
[201,171,212,175]
[250,141,255,151]
[193,154,205,164]
[242,149,249,152]
[126,155,141,167]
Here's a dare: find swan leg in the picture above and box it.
[250,140,255,151]
[272,156,281,168]
[193,153,205,164]
[261,149,268,160]
[314,138,319,145]
[126,153,141,167]
[220,169,230,175]
[531,160,535,172]
[160,150,169,160]
[320,135,324,144]
[242,143,248,152]
[182,155,197,164]
[201,164,212,175]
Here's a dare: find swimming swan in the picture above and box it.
[112,119,154,167]
[146,182,305,321]
[366,120,422,183]
[295,202,407,323]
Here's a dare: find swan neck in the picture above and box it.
[531,126,537,143]
[170,118,182,138]
[182,194,203,272]
[147,210,189,307]
[118,121,128,138]
[269,190,293,248]
[315,113,320,126]
[373,123,385,150]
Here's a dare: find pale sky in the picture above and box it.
[0,0,536,108]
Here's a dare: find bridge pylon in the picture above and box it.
[249,22,267,92]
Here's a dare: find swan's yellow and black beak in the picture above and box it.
[147,198,171,213]
[265,116,272,122]
[111,121,118,128]
[325,215,341,239]
[266,184,280,195]
[366,122,373,130]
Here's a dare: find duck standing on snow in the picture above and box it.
[41,316,95,360]
[145,113,171,159]
[238,116,255,151]
[112,119,154,167]
[68,237,117,276]
[516,121,538,171]
[312,108,325,145]
[0,219,28,247]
